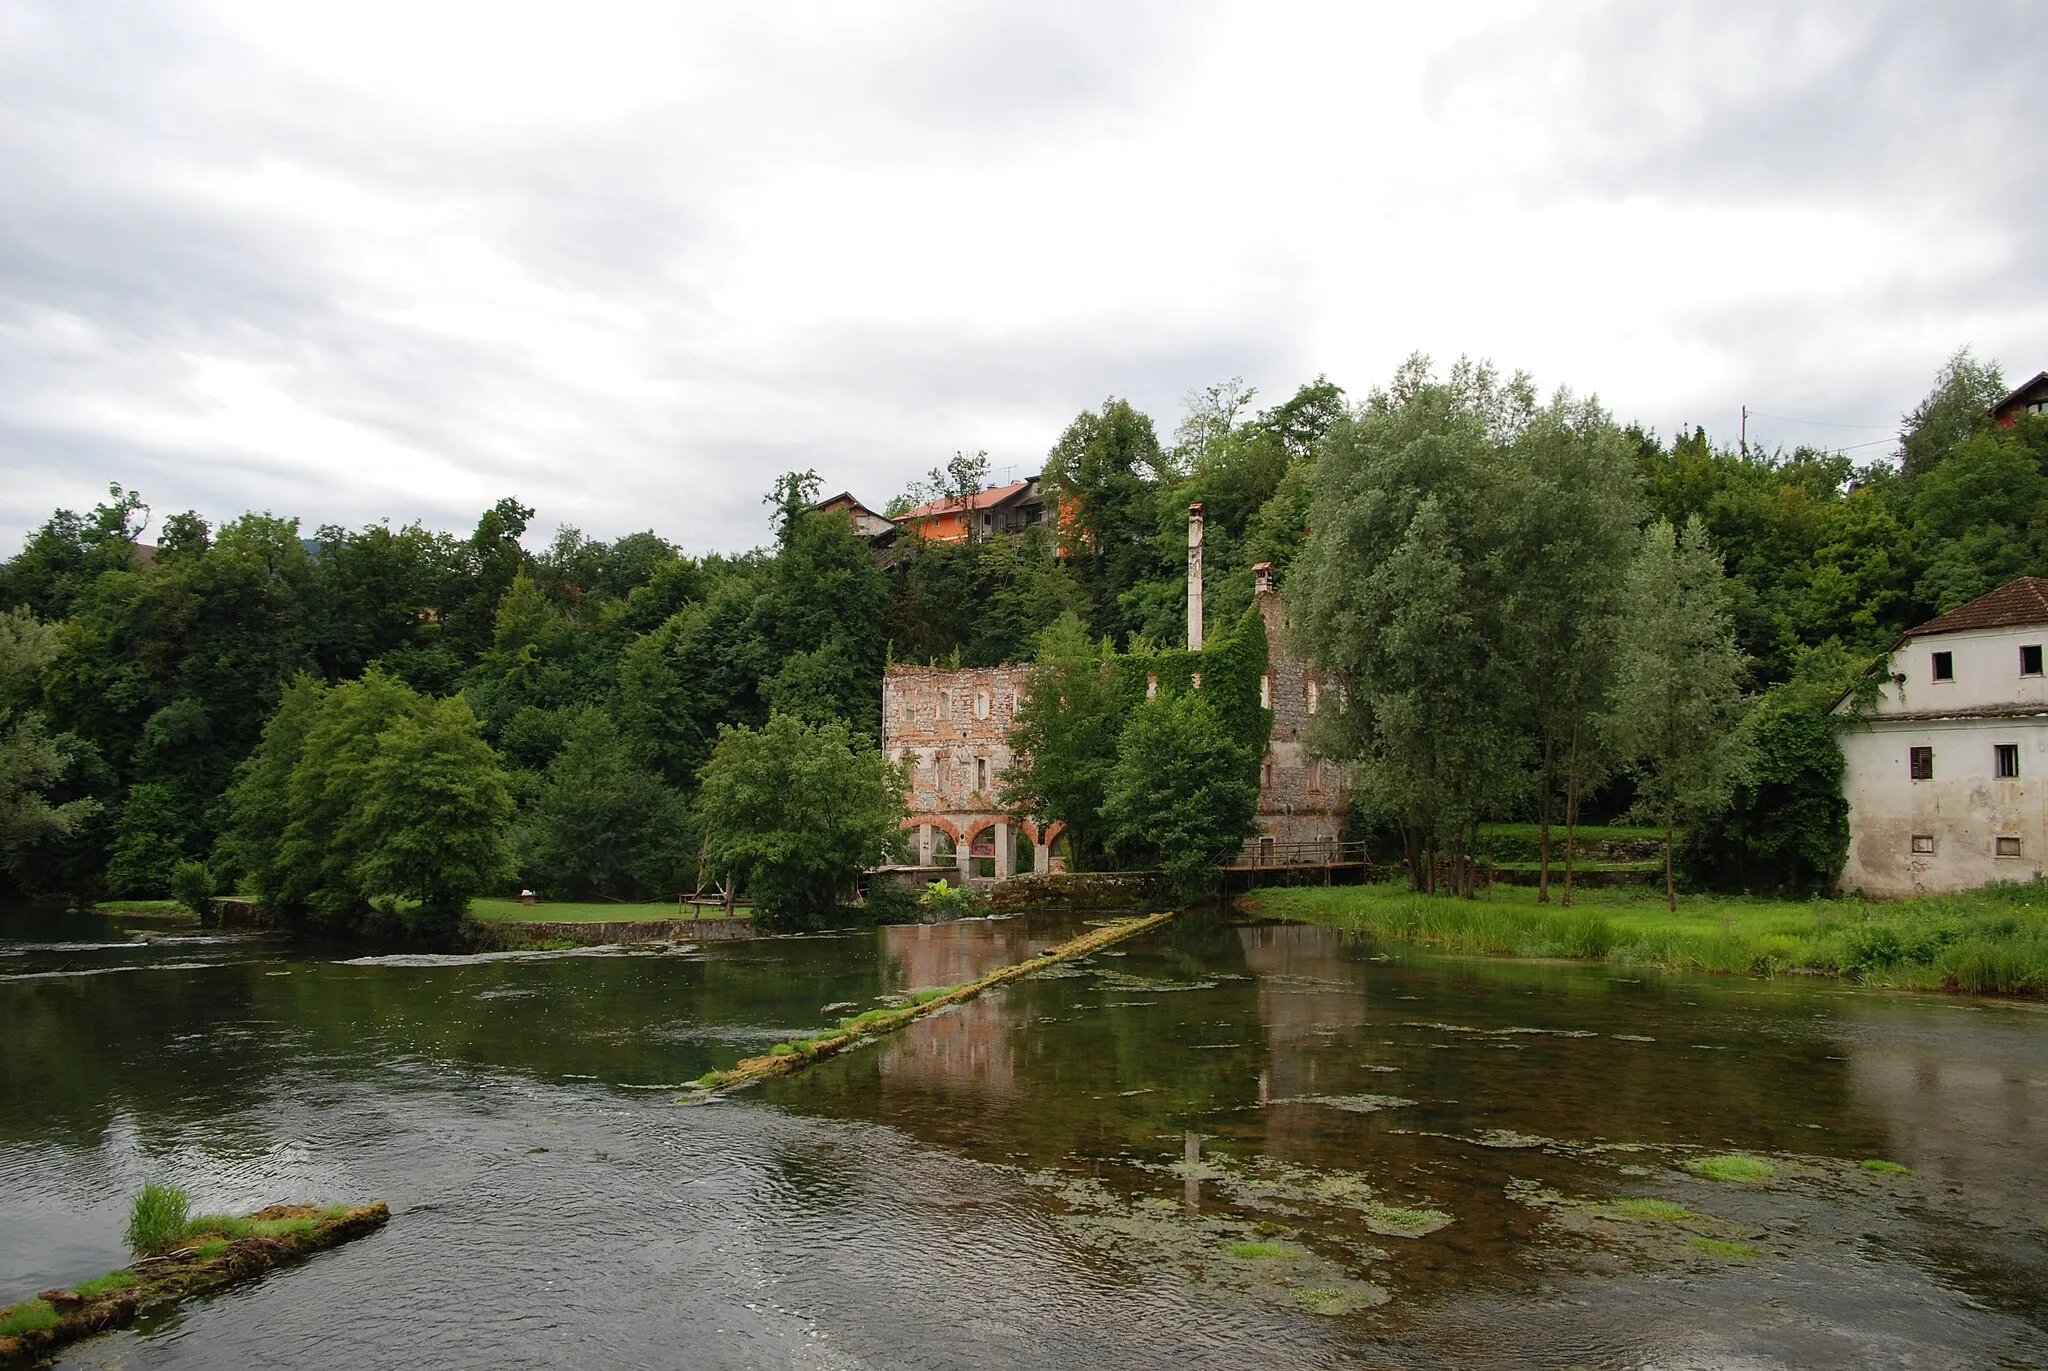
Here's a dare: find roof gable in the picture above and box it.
[1993,371,2048,423]
[1903,577,2048,638]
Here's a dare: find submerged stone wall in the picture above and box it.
[477,916,755,948]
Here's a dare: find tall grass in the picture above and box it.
[1251,880,2048,995]
[125,1182,191,1258]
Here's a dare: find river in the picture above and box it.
[2,905,2044,1369]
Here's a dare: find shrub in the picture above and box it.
[125,1181,192,1257]
[917,879,985,920]
[169,859,212,918]
[862,879,920,924]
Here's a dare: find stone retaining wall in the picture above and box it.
[477,916,755,948]
[985,870,1167,911]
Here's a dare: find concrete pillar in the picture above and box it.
[995,820,1012,880]
[956,834,972,883]
[1035,842,1051,874]
[1187,501,1204,652]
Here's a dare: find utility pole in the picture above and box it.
[1740,405,1747,457]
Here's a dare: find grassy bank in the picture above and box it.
[1244,881,2048,995]
[469,898,742,924]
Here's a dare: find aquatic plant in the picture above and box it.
[1604,1197,1691,1221]
[1294,1287,1375,1315]
[1684,1235,1758,1258]
[1686,1154,1774,1184]
[1221,1240,1290,1260]
[125,1182,193,1258]
[0,1299,60,1338]
[1363,1203,1453,1237]
[917,879,986,920]
[1859,1158,1910,1175]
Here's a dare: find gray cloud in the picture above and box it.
[0,2,2041,557]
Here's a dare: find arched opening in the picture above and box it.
[1049,829,1074,873]
[967,826,998,880]
[1013,827,1036,875]
[931,829,957,866]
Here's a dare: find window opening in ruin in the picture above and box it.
[1911,834,1934,854]
[1263,758,1275,788]
[932,830,957,865]
[1909,746,1934,780]
[1259,674,1271,708]
[2024,645,2044,676]
[1931,651,1954,681]
[1997,835,2023,858]
[1997,743,2020,778]
[1049,830,1073,872]
[1014,828,1036,875]
[1306,680,1319,714]
[937,691,951,719]
[900,752,917,784]
[974,691,990,719]
[1259,835,1274,865]
[1146,673,1158,700]
[974,756,988,792]
[969,829,997,880]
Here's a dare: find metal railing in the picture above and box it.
[1228,839,1371,869]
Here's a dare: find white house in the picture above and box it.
[1837,577,2048,895]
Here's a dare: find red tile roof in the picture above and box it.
[896,480,1031,522]
[1903,577,2048,637]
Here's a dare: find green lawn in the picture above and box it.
[469,898,743,924]
[1245,879,2048,996]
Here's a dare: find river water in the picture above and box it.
[2,906,2044,1369]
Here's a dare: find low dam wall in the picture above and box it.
[478,916,755,949]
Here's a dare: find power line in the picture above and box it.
[1743,410,1894,430]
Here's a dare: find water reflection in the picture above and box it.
[2,905,2044,1369]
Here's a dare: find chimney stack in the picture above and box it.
[1252,561,1274,597]
[1187,503,1204,651]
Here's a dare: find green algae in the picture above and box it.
[1688,1154,1775,1183]
[1685,1235,1759,1259]
[1603,1197,1692,1221]
[1859,1158,1911,1175]
[1363,1204,1453,1238]
[1223,1241,1291,1260]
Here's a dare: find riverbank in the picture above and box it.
[0,1201,388,1369]
[1244,881,2048,995]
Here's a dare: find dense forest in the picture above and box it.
[1,350,2042,918]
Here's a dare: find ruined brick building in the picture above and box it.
[881,502,1346,884]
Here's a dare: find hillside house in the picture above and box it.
[1837,578,2048,895]
[893,477,1050,544]
[1993,371,2048,427]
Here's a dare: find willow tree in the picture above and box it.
[1611,517,1750,909]
[1290,358,1530,894]
[1500,397,1644,900]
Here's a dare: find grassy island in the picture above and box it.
[0,1185,388,1369]
[687,911,1175,1094]
[1245,881,2048,996]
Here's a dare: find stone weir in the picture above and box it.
[476,916,756,949]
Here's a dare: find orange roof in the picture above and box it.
[1904,577,2048,637]
[896,480,1031,522]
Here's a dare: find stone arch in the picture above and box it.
[1040,820,1066,847]
[1012,818,1042,845]
[961,817,1001,847]
[906,814,961,841]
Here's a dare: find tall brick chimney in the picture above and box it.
[1187,502,1204,651]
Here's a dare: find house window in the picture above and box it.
[1931,651,1954,681]
[1996,835,2023,858]
[974,756,988,793]
[2024,645,2044,676]
[1997,744,2021,778]
[1909,746,1934,780]
[1911,834,1935,854]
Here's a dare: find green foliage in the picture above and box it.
[1102,689,1260,897]
[126,1181,192,1258]
[1001,612,1129,868]
[0,607,102,884]
[225,671,513,937]
[1043,398,1167,645]
[695,712,908,929]
[519,707,689,900]
[169,858,213,917]
[916,877,985,919]
[1899,346,2005,478]
[104,782,192,897]
[0,1299,59,1337]
[1611,517,1751,906]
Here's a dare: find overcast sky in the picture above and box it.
[2,2,2042,555]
